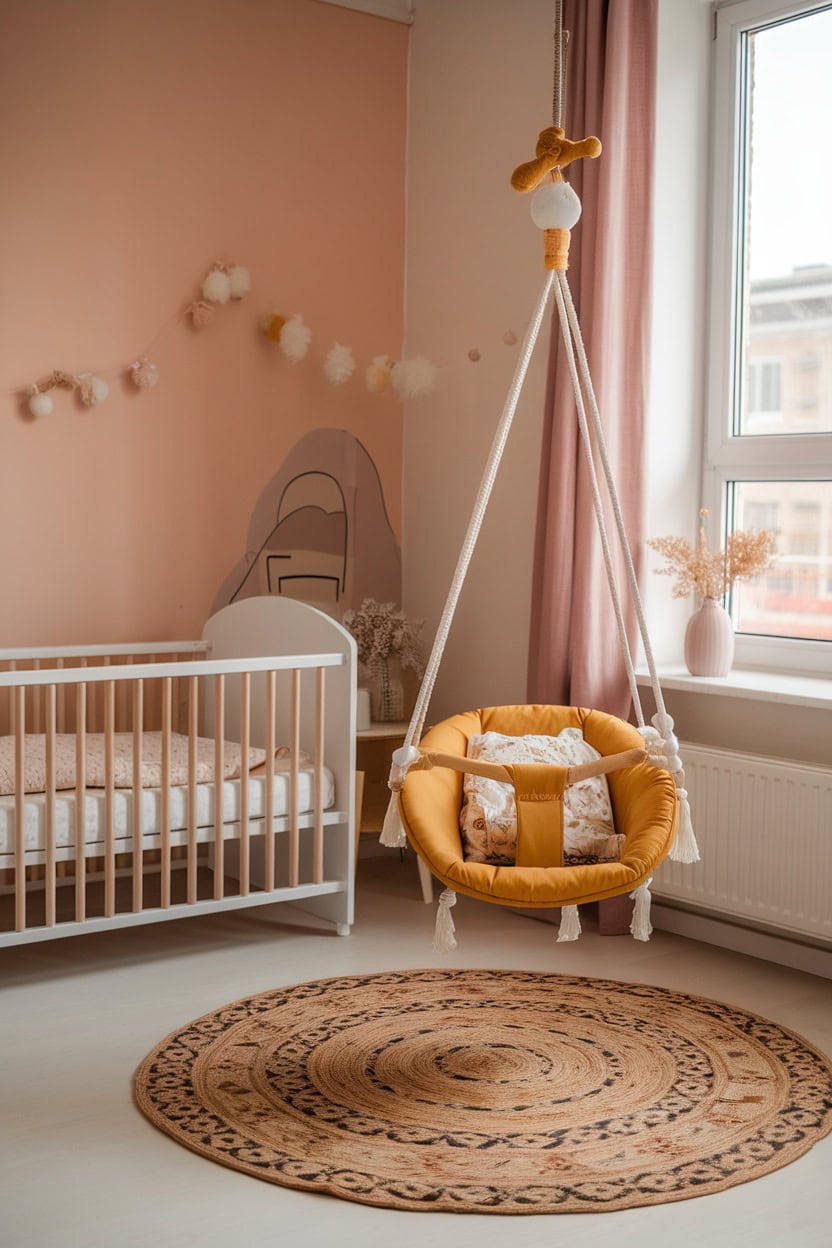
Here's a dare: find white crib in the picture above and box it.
[0,597,356,946]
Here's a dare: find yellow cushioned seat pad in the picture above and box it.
[398,705,678,908]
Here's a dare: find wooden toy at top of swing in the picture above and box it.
[379,19,700,953]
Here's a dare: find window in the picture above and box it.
[707,0,832,673]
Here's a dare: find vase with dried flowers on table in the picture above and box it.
[648,510,777,677]
[343,598,425,722]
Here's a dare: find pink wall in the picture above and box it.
[0,0,407,645]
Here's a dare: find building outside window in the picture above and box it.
[707,0,832,668]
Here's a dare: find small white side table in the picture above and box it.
[355,721,434,904]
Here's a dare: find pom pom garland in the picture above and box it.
[202,268,232,304]
[391,355,438,399]
[323,343,355,386]
[279,314,312,363]
[14,260,249,418]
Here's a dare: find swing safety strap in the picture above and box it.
[503,762,567,868]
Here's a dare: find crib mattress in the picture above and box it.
[0,766,336,857]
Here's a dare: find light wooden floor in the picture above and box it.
[1,854,831,1248]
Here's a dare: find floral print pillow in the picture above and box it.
[459,729,623,866]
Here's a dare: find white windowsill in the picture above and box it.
[635,666,832,710]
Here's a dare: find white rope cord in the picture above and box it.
[399,270,556,753]
[551,274,645,725]
[559,274,668,721]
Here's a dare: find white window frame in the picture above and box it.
[705,0,832,676]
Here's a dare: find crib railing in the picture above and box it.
[0,641,211,737]
[0,651,344,939]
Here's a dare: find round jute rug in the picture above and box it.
[134,968,832,1214]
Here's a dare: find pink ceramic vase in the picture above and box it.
[684,597,734,677]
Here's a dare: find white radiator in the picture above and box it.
[653,742,832,944]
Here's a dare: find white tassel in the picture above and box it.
[379,792,407,848]
[629,878,653,942]
[433,888,457,953]
[668,787,700,863]
[556,904,581,942]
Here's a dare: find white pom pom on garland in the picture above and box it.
[78,374,109,407]
[279,314,312,363]
[202,268,232,305]
[391,355,438,399]
[28,390,53,418]
[323,343,355,386]
[227,265,251,299]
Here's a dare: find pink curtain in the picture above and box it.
[527,0,658,718]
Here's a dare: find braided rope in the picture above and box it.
[559,273,668,720]
[399,271,556,754]
[552,274,644,725]
[552,0,565,127]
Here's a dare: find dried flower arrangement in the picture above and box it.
[648,510,777,601]
[343,599,424,720]
[343,598,425,672]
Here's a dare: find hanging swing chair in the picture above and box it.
[380,5,699,949]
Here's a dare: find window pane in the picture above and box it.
[738,8,832,436]
[730,480,832,640]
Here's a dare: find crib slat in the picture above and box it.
[289,668,301,888]
[57,659,66,733]
[14,687,25,932]
[80,657,90,733]
[132,680,144,913]
[161,677,172,908]
[313,667,325,884]
[32,660,42,734]
[75,683,86,923]
[104,679,116,917]
[9,660,16,735]
[264,670,276,890]
[187,675,198,905]
[45,684,57,927]
[239,672,250,897]
[213,674,225,901]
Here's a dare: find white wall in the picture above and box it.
[403,0,712,720]
[645,0,713,664]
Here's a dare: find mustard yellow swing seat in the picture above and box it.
[399,706,678,915]
[379,13,699,948]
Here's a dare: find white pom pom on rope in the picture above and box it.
[391,355,438,399]
[78,374,109,407]
[227,265,251,299]
[530,179,582,230]
[28,390,53,418]
[323,343,355,386]
[202,269,232,304]
[279,314,312,363]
